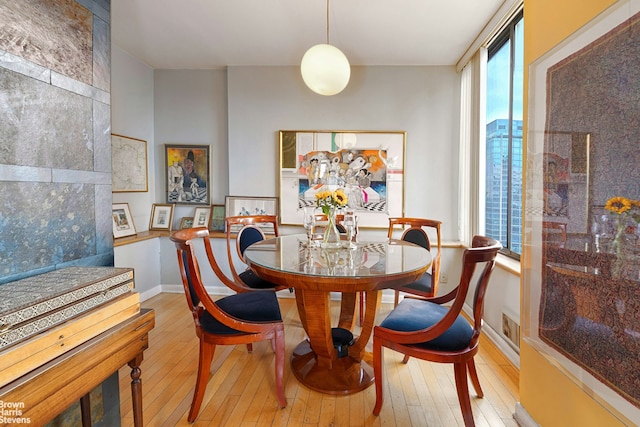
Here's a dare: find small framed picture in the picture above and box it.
[149,203,174,231]
[209,204,226,232]
[112,203,137,238]
[225,196,278,234]
[180,217,194,229]
[193,207,211,228]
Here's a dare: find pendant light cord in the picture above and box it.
[326,0,330,45]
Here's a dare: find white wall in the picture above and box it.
[227,66,461,240]
[111,46,160,296]
[111,46,155,231]
[153,69,228,229]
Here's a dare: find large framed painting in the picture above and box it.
[111,134,148,192]
[525,1,640,421]
[165,144,210,205]
[279,131,405,228]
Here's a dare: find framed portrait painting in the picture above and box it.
[149,203,174,231]
[165,144,210,205]
[112,203,136,238]
[278,130,405,228]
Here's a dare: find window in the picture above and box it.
[485,11,524,258]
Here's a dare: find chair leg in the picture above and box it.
[402,353,410,364]
[393,290,400,307]
[372,337,384,416]
[453,362,475,427]
[467,358,484,398]
[246,343,253,353]
[188,341,215,423]
[274,327,287,408]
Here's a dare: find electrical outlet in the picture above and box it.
[502,313,520,348]
[439,273,448,284]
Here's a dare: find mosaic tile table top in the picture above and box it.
[0,267,134,349]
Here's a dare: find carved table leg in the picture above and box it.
[291,289,376,394]
[128,354,144,427]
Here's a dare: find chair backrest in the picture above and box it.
[170,227,230,318]
[433,235,502,347]
[542,221,567,247]
[387,217,442,289]
[225,215,280,280]
[171,227,257,295]
[313,213,347,233]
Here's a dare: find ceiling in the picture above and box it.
[111,0,504,69]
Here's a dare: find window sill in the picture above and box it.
[495,253,521,276]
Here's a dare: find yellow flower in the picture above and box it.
[605,196,633,214]
[315,188,349,214]
[333,189,348,206]
[315,190,331,202]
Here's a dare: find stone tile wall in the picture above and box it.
[0,0,112,283]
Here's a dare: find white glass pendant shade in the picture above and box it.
[301,44,351,96]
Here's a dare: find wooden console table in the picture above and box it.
[0,309,155,426]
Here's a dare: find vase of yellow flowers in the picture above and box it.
[315,188,348,248]
[604,196,640,278]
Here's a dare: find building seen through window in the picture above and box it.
[485,11,524,257]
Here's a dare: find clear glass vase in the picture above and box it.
[321,207,342,248]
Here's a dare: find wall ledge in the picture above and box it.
[496,253,521,275]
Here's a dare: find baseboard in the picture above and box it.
[463,302,520,369]
[514,402,540,427]
[139,286,163,302]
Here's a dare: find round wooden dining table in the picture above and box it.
[243,234,432,395]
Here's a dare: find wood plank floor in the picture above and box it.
[119,293,519,426]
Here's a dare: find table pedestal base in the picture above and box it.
[291,340,374,395]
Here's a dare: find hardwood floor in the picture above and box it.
[119,293,519,426]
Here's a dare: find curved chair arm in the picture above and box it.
[171,227,259,294]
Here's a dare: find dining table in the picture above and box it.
[243,234,432,395]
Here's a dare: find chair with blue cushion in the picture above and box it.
[372,235,501,427]
[170,228,287,422]
[225,215,290,292]
[387,217,442,306]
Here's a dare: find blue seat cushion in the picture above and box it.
[398,272,434,294]
[199,291,282,335]
[379,298,473,351]
[240,269,279,289]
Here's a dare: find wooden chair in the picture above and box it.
[372,236,501,427]
[170,228,286,422]
[225,215,290,292]
[387,217,442,305]
[542,221,567,248]
[313,213,347,234]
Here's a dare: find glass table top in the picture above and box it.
[243,234,431,279]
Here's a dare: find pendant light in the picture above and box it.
[300,0,351,96]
